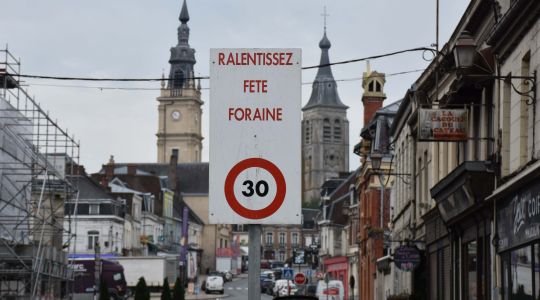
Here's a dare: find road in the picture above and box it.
[182,276,273,300]
[223,276,273,300]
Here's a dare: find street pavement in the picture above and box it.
[149,274,274,300]
[222,275,273,300]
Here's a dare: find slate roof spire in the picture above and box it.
[168,0,196,89]
[302,27,347,110]
[179,0,189,23]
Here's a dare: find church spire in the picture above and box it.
[179,0,189,23]
[168,0,196,89]
[302,10,347,111]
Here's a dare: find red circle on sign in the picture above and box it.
[224,158,286,219]
[294,273,307,285]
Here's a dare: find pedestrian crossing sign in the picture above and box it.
[283,268,294,280]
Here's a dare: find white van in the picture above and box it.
[205,275,224,294]
[316,280,344,300]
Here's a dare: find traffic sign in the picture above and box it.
[294,272,307,285]
[283,268,294,280]
[209,49,302,224]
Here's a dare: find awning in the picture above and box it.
[430,161,495,224]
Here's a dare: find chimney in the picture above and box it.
[169,149,178,191]
[361,62,386,126]
[104,155,115,179]
[102,155,115,188]
[127,164,137,175]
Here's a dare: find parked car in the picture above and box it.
[220,270,233,282]
[273,279,296,297]
[260,270,275,293]
[209,271,229,282]
[278,282,298,297]
[260,277,275,294]
[205,275,224,294]
[316,280,344,300]
[296,284,317,297]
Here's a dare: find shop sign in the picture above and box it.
[418,108,468,141]
[393,245,421,272]
[497,183,540,252]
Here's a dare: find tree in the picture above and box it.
[98,277,111,300]
[161,277,172,300]
[172,277,185,300]
[134,277,150,300]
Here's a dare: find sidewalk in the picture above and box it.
[150,292,229,300]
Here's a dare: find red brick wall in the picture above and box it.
[357,175,391,300]
[362,96,385,126]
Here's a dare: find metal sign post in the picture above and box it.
[248,225,261,300]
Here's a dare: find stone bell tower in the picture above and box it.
[156,0,203,163]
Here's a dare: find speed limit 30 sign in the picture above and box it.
[209,49,301,224]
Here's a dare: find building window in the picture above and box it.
[279,251,285,262]
[375,81,381,92]
[266,232,273,245]
[279,232,286,245]
[305,121,311,144]
[292,233,299,246]
[88,231,99,250]
[368,81,374,92]
[502,244,535,299]
[333,119,341,142]
[323,119,331,142]
[89,204,99,215]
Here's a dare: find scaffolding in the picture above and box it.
[0,47,80,299]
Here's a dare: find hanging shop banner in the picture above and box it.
[418,108,468,141]
[393,245,421,272]
[496,181,540,252]
[209,49,302,225]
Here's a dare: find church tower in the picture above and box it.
[157,0,203,163]
[302,27,349,205]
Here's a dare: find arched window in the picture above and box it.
[173,70,185,88]
[368,81,375,92]
[334,119,342,141]
[375,81,381,92]
[323,119,331,142]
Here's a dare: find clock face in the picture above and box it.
[171,110,181,121]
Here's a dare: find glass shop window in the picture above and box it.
[464,241,478,300]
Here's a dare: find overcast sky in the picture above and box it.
[1,0,469,173]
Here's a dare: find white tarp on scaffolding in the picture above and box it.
[0,96,33,243]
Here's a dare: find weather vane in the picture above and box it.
[321,6,329,33]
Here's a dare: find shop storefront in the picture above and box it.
[324,256,348,299]
[495,172,540,299]
[429,161,495,300]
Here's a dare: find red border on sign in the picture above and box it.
[224,158,286,219]
[294,273,307,285]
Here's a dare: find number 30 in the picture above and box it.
[242,180,269,197]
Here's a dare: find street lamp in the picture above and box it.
[370,152,383,171]
[451,30,537,105]
[453,31,476,69]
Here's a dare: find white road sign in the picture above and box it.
[209,48,301,224]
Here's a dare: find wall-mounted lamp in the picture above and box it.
[370,152,383,171]
[452,30,537,105]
